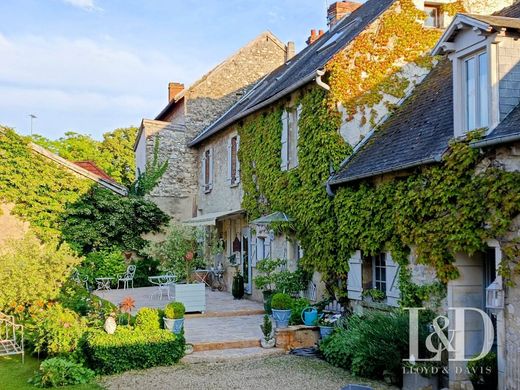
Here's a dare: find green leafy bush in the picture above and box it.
[78,249,127,286]
[164,302,185,319]
[253,258,284,291]
[0,232,80,312]
[135,308,161,331]
[29,357,95,388]
[61,186,169,255]
[84,327,185,374]
[290,298,310,325]
[28,303,86,357]
[320,312,410,383]
[467,352,498,389]
[271,293,292,310]
[274,268,310,296]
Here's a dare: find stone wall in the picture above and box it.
[498,34,520,121]
[505,273,520,389]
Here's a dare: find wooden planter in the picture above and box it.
[175,283,206,313]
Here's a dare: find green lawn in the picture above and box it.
[0,355,102,390]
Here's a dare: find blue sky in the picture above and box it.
[0,0,360,139]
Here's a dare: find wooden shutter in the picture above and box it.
[347,250,363,300]
[386,252,400,307]
[251,235,258,267]
[294,105,302,167]
[208,148,214,190]
[281,110,289,171]
[264,236,272,259]
[236,135,241,183]
[226,139,232,185]
[201,153,207,190]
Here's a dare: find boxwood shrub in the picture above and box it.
[83,326,185,374]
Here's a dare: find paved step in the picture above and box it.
[181,347,285,364]
[186,308,264,319]
[190,339,260,352]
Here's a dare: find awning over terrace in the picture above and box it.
[183,209,244,227]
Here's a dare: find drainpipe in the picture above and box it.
[315,69,330,91]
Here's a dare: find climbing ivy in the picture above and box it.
[0,127,93,241]
[238,88,350,283]
[333,132,520,285]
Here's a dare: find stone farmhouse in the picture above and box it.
[133,32,293,220]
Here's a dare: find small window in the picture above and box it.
[424,5,441,28]
[373,253,387,293]
[281,106,301,171]
[464,51,489,131]
[202,149,213,193]
[227,136,240,186]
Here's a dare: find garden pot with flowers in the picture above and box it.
[174,251,206,313]
[318,313,341,339]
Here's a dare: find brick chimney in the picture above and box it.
[286,41,296,61]
[168,82,184,102]
[327,1,361,28]
[306,29,325,45]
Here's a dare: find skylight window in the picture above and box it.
[318,30,347,52]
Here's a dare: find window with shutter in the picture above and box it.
[385,253,400,307]
[281,111,289,171]
[203,149,212,193]
[347,250,363,300]
[230,136,238,185]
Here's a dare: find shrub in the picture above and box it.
[164,302,185,319]
[274,268,310,296]
[135,308,161,331]
[290,298,310,325]
[78,249,127,286]
[467,352,498,389]
[29,357,95,388]
[271,293,292,310]
[84,327,185,374]
[28,303,86,357]
[320,312,410,383]
[0,232,80,312]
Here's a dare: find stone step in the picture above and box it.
[186,308,264,319]
[190,338,260,352]
[181,347,285,364]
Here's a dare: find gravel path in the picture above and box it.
[102,355,398,390]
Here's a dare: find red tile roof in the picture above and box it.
[73,161,116,182]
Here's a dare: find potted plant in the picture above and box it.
[318,313,340,339]
[174,251,206,312]
[163,302,186,334]
[467,352,498,390]
[232,269,245,299]
[362,288,386,303]
[271,292,292,328]
[402,361,441,390]
[254,258,283,314]
[259,315,275,348]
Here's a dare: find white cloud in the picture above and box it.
[0,33,207,138]
[62,0,101,12]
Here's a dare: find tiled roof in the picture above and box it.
[74,161,115,182]
[189,0,396,147]
[329,59,454,185]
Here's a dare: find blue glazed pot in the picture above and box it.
[164,317,184,334]
[272,309,292,328]
[319,325,334,339]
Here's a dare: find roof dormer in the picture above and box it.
[434,13,520,137]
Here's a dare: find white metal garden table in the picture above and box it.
[95,277,113,291]
[148,274,176,300]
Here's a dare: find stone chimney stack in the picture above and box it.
[286,41,296,61]
[327,1,361,29]
[306,29,325,45]
[168,82,184,102]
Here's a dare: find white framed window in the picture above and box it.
[424,4,441,28]
[372,253,387,293]
[201,148,213,193]
[463,51,489,131]
[227,135,240,186]
[281,105,301,171]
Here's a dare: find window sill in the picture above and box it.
[360,299,393,311]
[229,182,240,188]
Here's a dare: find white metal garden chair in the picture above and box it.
[117,265,136,289]
[0,312,24,363]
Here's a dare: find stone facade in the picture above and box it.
[136,32,289,219]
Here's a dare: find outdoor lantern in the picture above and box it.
[486,278,505,313]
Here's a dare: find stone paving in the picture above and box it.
[94,285,263,314]
[184,314,264,344]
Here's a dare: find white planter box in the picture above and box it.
[175,283,206,313]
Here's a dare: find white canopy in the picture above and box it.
[182,209,244,227]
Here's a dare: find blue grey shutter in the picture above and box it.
[385,253,400,307]
[347,250,363,300]
[281,111,289,171]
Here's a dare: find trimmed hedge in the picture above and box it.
[83,326,185,374]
